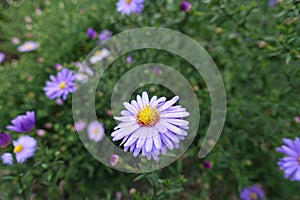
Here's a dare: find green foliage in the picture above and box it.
[0,0,300,199]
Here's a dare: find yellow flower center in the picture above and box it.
[298,156,300,165]
[93,128,99,134]
[59,82,66,89]
[250,192,257,200]
[14,145,23,153]
[125,0,131,4]
[94,50,101,56]
[136,105,159,126]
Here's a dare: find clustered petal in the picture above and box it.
[6,111,35,133]
[43,68,76,100]
[13,135,37,163]
[240,185,265,200]
[276,137,300,181]
[1,153,13,166]
[111,91,189,160]
[116,0,144,15]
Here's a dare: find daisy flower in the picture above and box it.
[1,153,13,166]
[116,0,144,15]
[13,136,37,163]
[6,111,35,133]
[240,185,265,200]
[111,91,189,160]
[0,132,11,148]
[18,41,39,52]
[43,68,76,100]
[276,137,300,181]
[89,48,110,64]
[87,121,105,142]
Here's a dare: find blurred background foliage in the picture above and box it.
[0,0,299,199]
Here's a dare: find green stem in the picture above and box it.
[17,173,27,200]
[152,172,158,200]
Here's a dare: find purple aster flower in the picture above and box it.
[55,98,63,105]
[11,37,20,44]
[1,153,13,166]
[111,91,189,160]
[37,129,46,137]
[0,52,5,64]
[43,68,76,100]
[0,132,11,148]
[13,136,37,163]
[240,185,265,200]
[276,137,300,181]
[116,0,144,15]
[86,28,97,39]
[54,63,63,71]
[18,41,39,52]
[87,121,105,142]
[6,111,35,133]
[180,1,192,12]
[268,0,276,7]
[126,55,132,64]
[98,30,112,44]
[109,154,120,167]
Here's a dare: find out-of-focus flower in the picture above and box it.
[153,66,160,75]
[116,0,144,15]
[90,48,110,64]
[6,111,35,133]
[44,122,53,129]
[55,98,63,105]
[75,61,94,83]
[37,129,46,137]
[111,91,189,160]
[257,41,267,49]
[35,8,42,15]
[74,121,86,132]
[268,0,276,7]
[215,27,223,34]
[0,52,5,64]
[0,132,11,148]
[98,30,112,44]
[109,154,120,167]
[11,37,20,44]
[294,116,300,123]
[87,121,105,142]
[240,185,265,200]
[13,136,37,163]
[18,41,39,52]
[55,63,63,71]
[43,68,76,100]
[86,28,97,39]
[24,16,32,23]
[1,153,13,166]
[115,191,122,200]
[106,110,113,116]
[37,57,44,63]
[203,160,211,169]
[180,1,192,12]
[126,55,132,64]
[276,137,300,181]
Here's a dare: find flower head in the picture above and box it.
[180,1,192,12]
[37,129,46,137]
[111,91,189,160]
[203,160,211,169]
[0,132,11,148]
[13,136,37,163]
[1,153,13,166]
[0,52,5,64]
[98,30,112,44]
[276,137,300,181]
[294,116,300,123]
[116,0,144,15]
[6,111,35,133]
[240,185,265,200]
[89,48,110,64]
[18,41,39,52]
[43,68,76,100]
[86,28,97,39]
[268,0,276,7]
[126,55,132,64]
[87,121,105,142]
[74,121,86,132]
[109,154,120,167]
